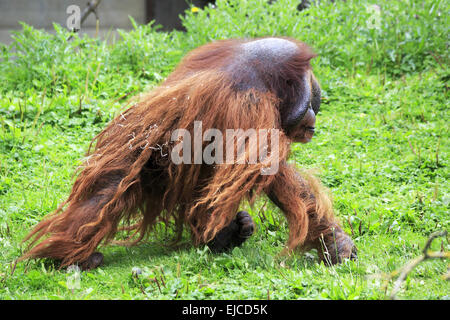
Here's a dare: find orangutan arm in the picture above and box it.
[266,162,356,264]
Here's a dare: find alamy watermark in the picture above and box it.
[66,5,81,31]
[170,121,280,175]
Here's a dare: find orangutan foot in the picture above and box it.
[317,227,357,265]
[80,252,104,270]
[207,211,255,253]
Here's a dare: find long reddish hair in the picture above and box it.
[21,38,330,267]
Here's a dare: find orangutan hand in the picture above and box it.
[317,227,357,265]
[207,211,255,253]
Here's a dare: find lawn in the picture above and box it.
[0,0,448,300]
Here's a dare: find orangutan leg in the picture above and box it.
[207,211,255,252]
[21,173,141,270]
[266,162,356,265]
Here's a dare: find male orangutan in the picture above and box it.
[21,37,357,270]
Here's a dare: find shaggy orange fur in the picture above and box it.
[21,38,355,267]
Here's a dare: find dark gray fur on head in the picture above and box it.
[241,38,298,63]
[227,38,299,91]
[226,37,316,132]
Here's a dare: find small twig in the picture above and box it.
[389,230,448,300]
[258,199,268,221]
[10,259,18,276]
[347,216,354,236]
[319,234,333,267]
[422,231,447,257]
[68,0,103,40]
[151,277,162,293]
[81,0,102,25]
[407,137,416,156]
[435,137,440,167]
[139,284,146,295]
[92,62,102,89]
[160,275,166,288]
[84,65,91,99]
[426,51,444,69]
[257,199,268,234]
[274,264,289,282]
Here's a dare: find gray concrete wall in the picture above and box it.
[0,0,147,44]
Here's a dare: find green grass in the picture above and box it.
[0,0,448,300]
